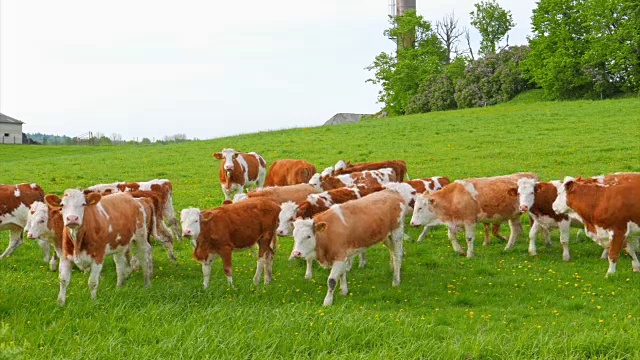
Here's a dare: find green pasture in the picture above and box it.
[1,91,640,359]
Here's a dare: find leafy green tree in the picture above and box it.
[525,0,639,99]
[366,10,447,115]
[470,0,515,56]
[141,137,151,145]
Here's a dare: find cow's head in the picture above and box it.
[45,189,101,229]
[308,173,322,190]
[410,193,439,227]
[334,160,349,171]
[552,176,576,214]
[277,201,299,236]
[180,207,202,247]
[509,177,538,213]
[213,148,239,175]
[25,201,49,239]
[289,218,322,260]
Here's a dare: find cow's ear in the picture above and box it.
[232,153,239,159]
[201,212,214,222]
[565,180,576,193]
[85,193,101,206]
[213,152,223,160]
[507,188,518,196]
[533,184,540,193]
[314,222,327,234]
[45,194,62,208]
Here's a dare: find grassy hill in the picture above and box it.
[1,91,640,359]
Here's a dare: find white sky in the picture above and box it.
[0,0,536,141]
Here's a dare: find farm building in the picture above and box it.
[0,113,24,144]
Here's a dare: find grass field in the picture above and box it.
[1,90,640,359]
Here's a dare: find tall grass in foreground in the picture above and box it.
[1,92,640,359]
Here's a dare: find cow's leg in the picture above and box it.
[113,251,129,287]
[221,249,234,288]
[558,220,571,261]
[0,229,24,259]
[323,260,348,306]
[606,231,626,277]
[88,261,103,300]
[358,251,367,268]
[339,271,348,296]
[139,239,154,287]
[305,258,313,279]
[253,255,265,285]
[528,220,540,256]
[504,218,523,251]
[153,217,177,263]
[542,226,552,247]
[37,239,51,263]
[390,225,404,286]
[49,246,60,272]
[464,223,476,258]
[482,223,491,246]
[492,223,507,242]
[264,251,274,284]
[256,169,267,190]
[601,247,609,259]
[57,257,72,306]
[447,224,466,256]
[201,260,212,289]
[624,242,640,272]
[417,226,429,243]
[221,184,234,201]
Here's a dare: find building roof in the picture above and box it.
[0,113,24,125]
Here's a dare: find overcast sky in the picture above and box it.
[0,0,536,141]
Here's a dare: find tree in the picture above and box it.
[524,0,639,99]
[435,12,465,64]
[470,0,515,56]
[141,137,151,145]
[366,10,447,115]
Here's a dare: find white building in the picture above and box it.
[0,113,24,144]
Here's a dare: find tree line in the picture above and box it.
[26,132,193,146]
[366,0,640,116]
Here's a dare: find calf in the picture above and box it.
[46,190,154,305]
[24,201,63,271]
[289,189,406,306]
[85,179,181,242]
[180,197,280,288]
[264,159,316,186]
[405,177,451,242]
[332,160,408,181]
[512,178,573,260]
[214,148,267,201]
[552,177,640,276]
[233,183,320,205]
[277,183,385,278]
[410,173,538,258]
[0,183,53,263]
[309,168,396,191]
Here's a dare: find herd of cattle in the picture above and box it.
[1,148,639,306]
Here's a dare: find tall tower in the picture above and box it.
[388,0,417,50]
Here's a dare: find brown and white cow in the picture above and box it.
[410,173,538,258]
[511,178,574,261]
[24,201,63,271]
[232,183,320,205]
[332,160,409,181]
[0,183,53,264]
[277,183,385,278]
[405,177,451,242]
[180,197,280,288]
[309,168,397,191]
[289,189,406,306]
[46,190,155,305]
[85,179,181,242]
[264,159,316,187]
[213,148,267,201]
[552,176,640,276]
